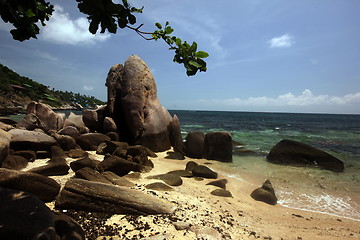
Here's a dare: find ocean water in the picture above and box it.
[169,110,360,221]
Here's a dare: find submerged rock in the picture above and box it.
[267,139,344,172]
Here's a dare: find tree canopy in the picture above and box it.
[0,0,209,76]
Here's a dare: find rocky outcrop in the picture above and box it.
[250,180,277,205]
[0,168,61,202]
[204,131,233,162]
[185,132,205,158]
[105,55,172,152]
[267,139,344,172]
[8,129,56,151]
[55,179,175,215]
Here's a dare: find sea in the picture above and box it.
[168,110,360,221]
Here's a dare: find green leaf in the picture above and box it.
[194,51,209,58]
[155,22,162,29]
[165,26,173,35]
[188,60,202,68]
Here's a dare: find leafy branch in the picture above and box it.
[0,0,209,76]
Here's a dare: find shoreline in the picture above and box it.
[22,149,360,239]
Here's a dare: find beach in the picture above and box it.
[23,149,360,240]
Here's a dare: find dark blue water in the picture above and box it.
[169,110,360,220]
[169,110,360,158]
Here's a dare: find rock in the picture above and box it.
[64,112,86,131]
[105,55,172,152]
[185,161,198,172]
[185,132,204,158]
[53,212,85,240]
[0,121,14,131]
[76,133,110,150]
[82,109,99,132]
[50,145,67,161]
[101,171,135,187]
[96,155,140,176]
[0,129,11,167]
[75,167,111,184]
[173,221,191,231]
[192,165,218,179]
[9,129,56,151]
[167,170,193,178]
[97,141,128,155]
[145,182,174,191]
[70,157,100,172]
[106,131,119,141]
[210,189,233,197]
[0,168,61,202]
[165,151,185,160]
[0,187,56,240]
[53,133,77,151]
[26,101,65,131]
[206,179,228,189]
[146,173,183,186]
[13,150,36,162]
[68,149,88,158]
[2,155,28,170]
[103,116,117,133]
[267,139,345,172]
[168,114,185,154]
[250,180,277,205]
[28,161,70,176]
[204,131,233,162]
[0,117,17,125]
[16,113,44,130]
[55,178,175,215]
[58,126,80,139]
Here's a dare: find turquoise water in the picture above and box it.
[170,110,360,221]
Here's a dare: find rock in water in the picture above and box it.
[250,179,277,205]
[106,55,172,152]
[267,139,344,172]
[204,131,233,162]
[55,179,175,215]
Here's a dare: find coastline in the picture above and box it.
[23,149,360,240]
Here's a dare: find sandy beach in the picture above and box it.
[22,149,359,240]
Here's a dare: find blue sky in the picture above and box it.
[0,0,359,114]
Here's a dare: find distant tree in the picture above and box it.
[0,0,209,76]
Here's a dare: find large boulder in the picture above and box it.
[267,139,344,172]
[2,155,28,170]
[250,180,277,205]
[58,126,80,139]
[0,188,56,240]
[25,101,64,131]
[55,179,175,215]
[0,168,61,202]
[76,133,110,150]
[204,131,233,162]
[8,129,56,151]
[0,129,11,167]
[168,114,185,155]
[185,132,204,158]
[105,55,172,152]
[82,109,99,132]
[103,117,117,133]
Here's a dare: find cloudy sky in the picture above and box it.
[0,0,359,114]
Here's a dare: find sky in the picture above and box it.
[0,0,360,114]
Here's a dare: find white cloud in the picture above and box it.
[83,85,94,91]
[197,89,360,110]
[268,33,294,48]
[40,5,110,45]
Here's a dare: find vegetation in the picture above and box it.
[0,63,105,108]
[0,0,209,76]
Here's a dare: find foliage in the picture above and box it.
[0,63,105,108]
[0,0,208,76]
